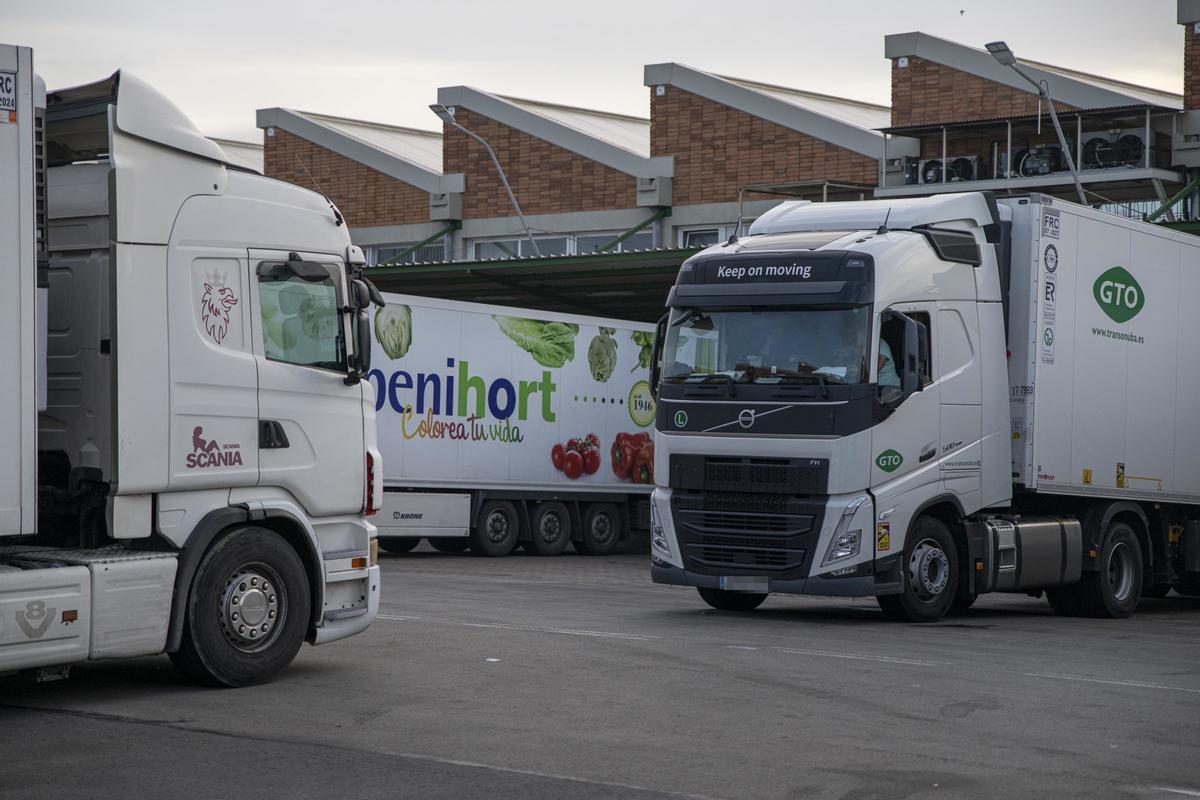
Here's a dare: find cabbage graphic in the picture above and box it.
[375,303,413,360]
[299,295,337,339]
[588,327,617,382]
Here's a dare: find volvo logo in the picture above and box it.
[737,409,756,429]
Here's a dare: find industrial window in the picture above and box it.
[681,229,720,248]
[576,232,654,254]
[371,242,445,267]
[475,237,568,259]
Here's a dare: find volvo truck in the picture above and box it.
[368,293,655,557]
[648,191,1200,621]
[0,45,382,686]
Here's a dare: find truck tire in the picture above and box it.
[1048,522,1142,618]
[529,502,572,556]
[577,503,622,556]
[471,500,519,557]
[877,516,958,623]
[169,526,310,687]
[429,537,470,554]
[697,588,767,611]
[378,536,420,554]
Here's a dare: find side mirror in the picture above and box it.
[648,312,668,399]
[345,310,372,385]
[350,279,372,310]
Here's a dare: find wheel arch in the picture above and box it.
[907,495,970,596]
[1083,501,1152,578]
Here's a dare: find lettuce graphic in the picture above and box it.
[631,330,654,372]
[588,327,617,382]
[494,316,579,368]
[375,303,413,360]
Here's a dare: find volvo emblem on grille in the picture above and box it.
[738,409,755,428]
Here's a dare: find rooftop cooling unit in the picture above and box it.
[1015,146,1063,177]
[1081,131,1145,169]
[919,155,978,184]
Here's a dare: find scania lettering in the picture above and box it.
[648,191,1200,620]
[0,45,382,686]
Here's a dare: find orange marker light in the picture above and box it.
[351,556,368,569]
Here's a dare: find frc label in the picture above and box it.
[0,72,15,121]
[1042,208,1060,239]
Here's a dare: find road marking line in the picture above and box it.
[1022,672,1200,695]
[725,645,759,651]
[776,647,946,666]
[376,614,657,641]
[1150,788,1200,797]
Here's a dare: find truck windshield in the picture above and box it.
[661,306,871,385]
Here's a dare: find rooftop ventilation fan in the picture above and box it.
[1082,133,1144,169]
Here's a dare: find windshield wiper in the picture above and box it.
[682,372,736,398]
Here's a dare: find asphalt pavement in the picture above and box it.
[2,543,1199,800]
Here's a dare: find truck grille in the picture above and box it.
[670,455,829,495]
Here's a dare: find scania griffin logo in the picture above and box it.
[737,409,755,428]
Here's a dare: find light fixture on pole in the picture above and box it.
[430,103,541,257]
[985,41,1087,205]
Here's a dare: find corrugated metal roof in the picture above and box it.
[498,96,651,158]
[210,137,264,173]
[1023,59,1182,110]
[719,75,892,131]
[296,111,444,174]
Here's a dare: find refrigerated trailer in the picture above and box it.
[648,191,1200,620]
[0,45,383,685]
[368,294,657,556]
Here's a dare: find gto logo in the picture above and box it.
[876,449,903,473]
[1093,266,1144,324]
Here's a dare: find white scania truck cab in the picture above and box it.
[649,191,1200,621]
[0,45,383,685]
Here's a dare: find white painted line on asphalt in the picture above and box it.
[1150,788,1200,797]
[776,647,947,667]
[725,645,759,651]
[1022,672,1200,695]
[376,613,658,641]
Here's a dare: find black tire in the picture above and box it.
[471,500,519,557]
[529,502,572,556]
[377,536,420,554]
[697,587,767,611]
[1047,522,1142,619]
[169,526,310,687]
[576,503,622,556]
[877,516,959,623]
[429,537,470,554]
[950,594,977,613]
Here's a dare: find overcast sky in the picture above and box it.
[10,0,1186,143]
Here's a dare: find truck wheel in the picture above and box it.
[1048,522,1143,617]
[529,502,572,555]
[169,526,310,687]
[378,536,420,554]
[577,503,622,556]
[697,588,767,611]
[877,516,958,623]
[429,537,470,554]
[471,501,519,557]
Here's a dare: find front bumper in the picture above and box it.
[312,564,381,645]
[651,559,896,598]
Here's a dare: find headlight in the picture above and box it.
[651,502,671,556]
[821,495,868,566]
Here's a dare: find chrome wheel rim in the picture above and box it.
[1108,541,1135,603]
[909,538,950,600]
[220,563,284,653]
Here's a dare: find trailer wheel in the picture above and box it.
[529,502,572,555]
[429,537,470,554]
[877,516,958,623]
[169,526,310,687]
[577,503,622,556]
[1048,522,1143,618]
[697,588,767,611]
[471,501,519,557]
[377,536,420,554]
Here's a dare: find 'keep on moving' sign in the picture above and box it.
[698,256,851,284]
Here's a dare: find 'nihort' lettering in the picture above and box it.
[367,358,557,423]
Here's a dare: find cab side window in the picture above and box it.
[256,261,346,371]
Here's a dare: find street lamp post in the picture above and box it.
[430,103,541,257]
[985,40,1088,206]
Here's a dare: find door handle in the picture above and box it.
[259,420,290,449]
[919,447,936,463]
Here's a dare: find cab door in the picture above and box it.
[248,249,364,517]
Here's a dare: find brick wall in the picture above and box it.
[1186,22,1200,110]
[262,128,430,228]
[890,56,1077,127]
[649,87,878,205]
[441,109,637,219]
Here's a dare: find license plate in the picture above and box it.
[719,576,769,591]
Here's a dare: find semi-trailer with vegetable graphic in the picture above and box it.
[367,293,657,556]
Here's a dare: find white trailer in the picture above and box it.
[0,45,383,685]
[368,293,657,556]
[649,191,1200,619]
